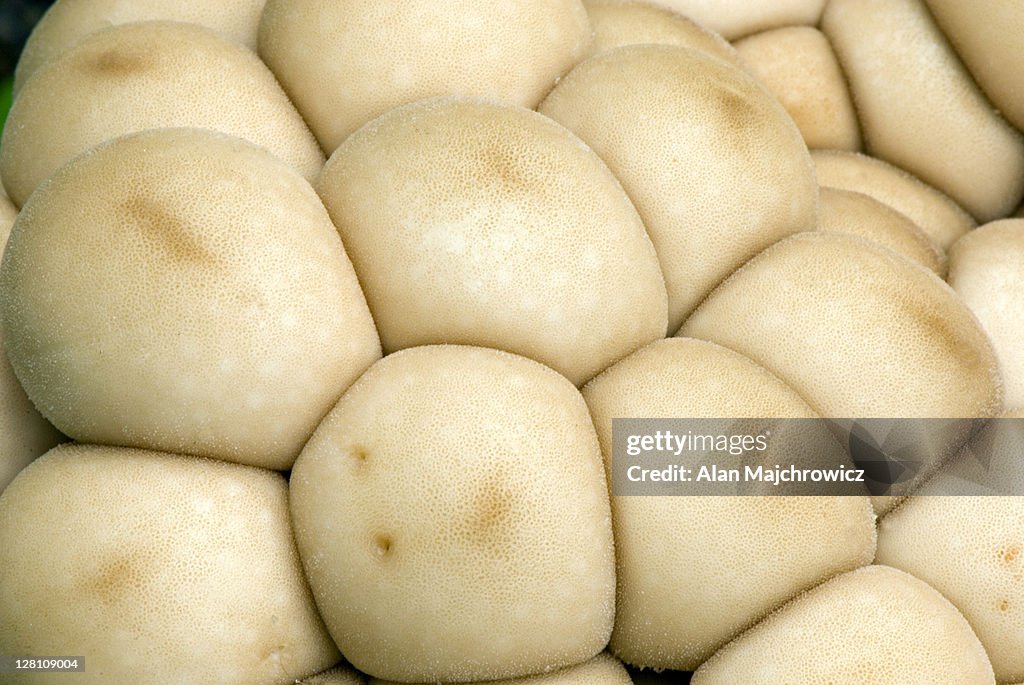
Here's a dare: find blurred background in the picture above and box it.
[1,0,54,129]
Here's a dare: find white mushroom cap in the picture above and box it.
[0,194,63,494]
[12,0,268,94]
[924,0,1024,132]
[316,97,668,386]
[0,21,324,208]
[0,128,381,470]
[812,149,975,252]
[691,566,996,684]
[878,443,1024,684]
[734,26,861,151]
[583,0,739,64]
[822,0,1024,222]
[818,187,946,276]
[540,44,817,332]
[259,0,592,153]
[582,337,875,670]
[289,345,616,682]
[0,444,341,685]
[949,220,1024,411]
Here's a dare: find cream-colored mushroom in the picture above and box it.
[691,566,995,684]
[679,233,1002,512]
[289,345,615,682]
[0,190,63,493]
[822,0,1024,222]
[734,26,861,151]
[316,97,667,386]
[259,0,592,153]
[540,44,817,332]
[813,150,975,251]
[640,0,826,40]
[12,0,267,94]
[924,0,1024,133]
[878,412,1024,682]
[0,444,341,685]
[0,21,324,208]
[0,128,380,470]
[582,337,875,670]
[818,187,945,275]
[949,220,1024,411]
[583,0,738,64]
[369,652,631,685]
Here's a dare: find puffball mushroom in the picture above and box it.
[691,566,996,684]
[679,232,1002,510]
[923,0,1024,133]
[258,0,592,154]
[818,187,945,276]
[539,44,817,332]
[640,0,825,40]
[0,197,63,494]
[582,337,876,670]
[812,149,975,252]
[582,0,739,64]
[734,27,861,151]
[0,444,341,685]
[316,97,667,386]
[822,0,1024,223]
[877,413,1024,683]
[369,652,632,685]
[12,0,268,94]
[0,128,380,471]
[948,220,1024,411]
[0,21,324,208]
[289,345,615,683]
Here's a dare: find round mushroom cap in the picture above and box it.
[583,0,739,64]
[734,26,861,151]
[0,128,381,470]
[317,97,667,386]
[540,44,817,332]
[691,566,996,684]
[582,337,875,670]
[0,444,341,685]
[0,21,324,208]
[878,413,1024,682]
[822,0,1024,223]
[812,150,975,251]
[259,0,592,153]
[949,220,1024,411]
[818,187,945,275]
[13,0,267,94]
[679,232,1002,512]
[289,345,616,682]
[923,0,1024,133]
[0,200,63,494]
[370,652,632,685]
[680,232,1001,419]
[640,0,826,40]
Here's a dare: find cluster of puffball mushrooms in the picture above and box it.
[1,0,1023,683]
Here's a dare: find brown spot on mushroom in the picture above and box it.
[471,474,516,537]
[479,144,533,192]
[86,48,151,76]
[84,553,144,604]
[372,533,393,558]
[1001,544,1021,564]
[998,599,1011,613]
[122,196,216,265]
